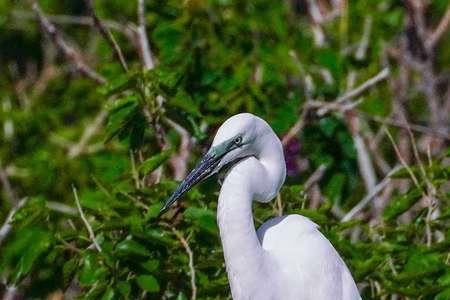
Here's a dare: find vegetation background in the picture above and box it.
[0,0,449,299]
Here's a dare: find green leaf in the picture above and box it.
[116,239,151,257]
[138,150,172,175]
[141,259,160,272]
[383,188,422,220]
[295,209,330,226]
[80,190,118,217]
[11,230,52,283]
[78,252,108,286]
[403,251,441,275]
[169,90,201,117]
[63,258,78,285]
[176,292,188,300]
[184,207,217,233]
[323,173,345,204]
[141,228,175,246]
[435,288,450,300]
[187,116,207,140]
[101,286,115,300]
[145,203,163,221]
[107,95,139,113]
[117,281,131,297]
[136,274,160,292]
[438,270,450,287]
[105,95,140,142]
[99,72,139,96]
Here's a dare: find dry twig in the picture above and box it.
[355,16,372,60]
[0,164,18,205]
[136,0,154,70]
[72,185,102,252]
[171,228,197,300]
[357,111,450,140]
[304,164,327,191]
[84,0,128,71]
[164,117,191,180]
[68,109,108,158]
[282,101,311,146]
[317,68,390,116]
[31,2,106,84]
[348,114,377,192]
[282,68,390,145]
[12,10,133,34]
[0,198,29,247]
[427,4,450,49]
[341,166,401,222]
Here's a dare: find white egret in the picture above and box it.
[161,113,361,300]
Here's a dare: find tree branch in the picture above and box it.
[427,4,450,48]
[0,198,29,247]
[136,0,154,70]
[171,228,197,300]
[281,101,311,146]
[31,2,106,84]
[12,10,134,33]
[72,185,102,252]
[341,166,401,222]
[164,117,191,180]
[357,111,450,140]
[282,68,390,145]
[317,68,390,116]
[304,164,327,191]
[84,0,128,71]
[0,164,18,205]
[68,109,108,158]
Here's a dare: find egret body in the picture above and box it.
[162,113,361,300]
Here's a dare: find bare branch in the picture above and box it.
[317,68,390,115]
[427,4,450,48]
[68,109,108,158]
[136,0,154,70]
[164,117,191,180]
[355,16,372,60]
[282,68,390,145]
[358,111,450,140]
[341,166,401,222]
[282,101,310,146]
[0,164,18,205]
[12,10,133,33]
[385,130,420,189]
[171,228,197,300]
[306,0,325,47]
[84,0,128,71]
[338,68,390,103]
[0,198,29,247]
[275,194,283,217]
[31,2,106,84]
[304,164,327,191]
[72,185,102,252]
[347,113,377,192]
[2,286,20,300]
[46,201,78,216]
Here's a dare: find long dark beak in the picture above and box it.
[159,151,221,215]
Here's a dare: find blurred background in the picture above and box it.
[0,0,449,299]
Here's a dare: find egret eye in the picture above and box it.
[234,136,243,145]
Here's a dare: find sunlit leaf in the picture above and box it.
[136,274,160,292]
[138,150,172,175]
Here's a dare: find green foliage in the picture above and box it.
[0,0,449,299]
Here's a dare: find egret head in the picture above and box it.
[160,113,273,214]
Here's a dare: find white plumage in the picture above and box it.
[163,113,361,300]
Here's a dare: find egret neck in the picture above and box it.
[217,136,286,298]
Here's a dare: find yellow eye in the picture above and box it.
[234,136,243,145]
